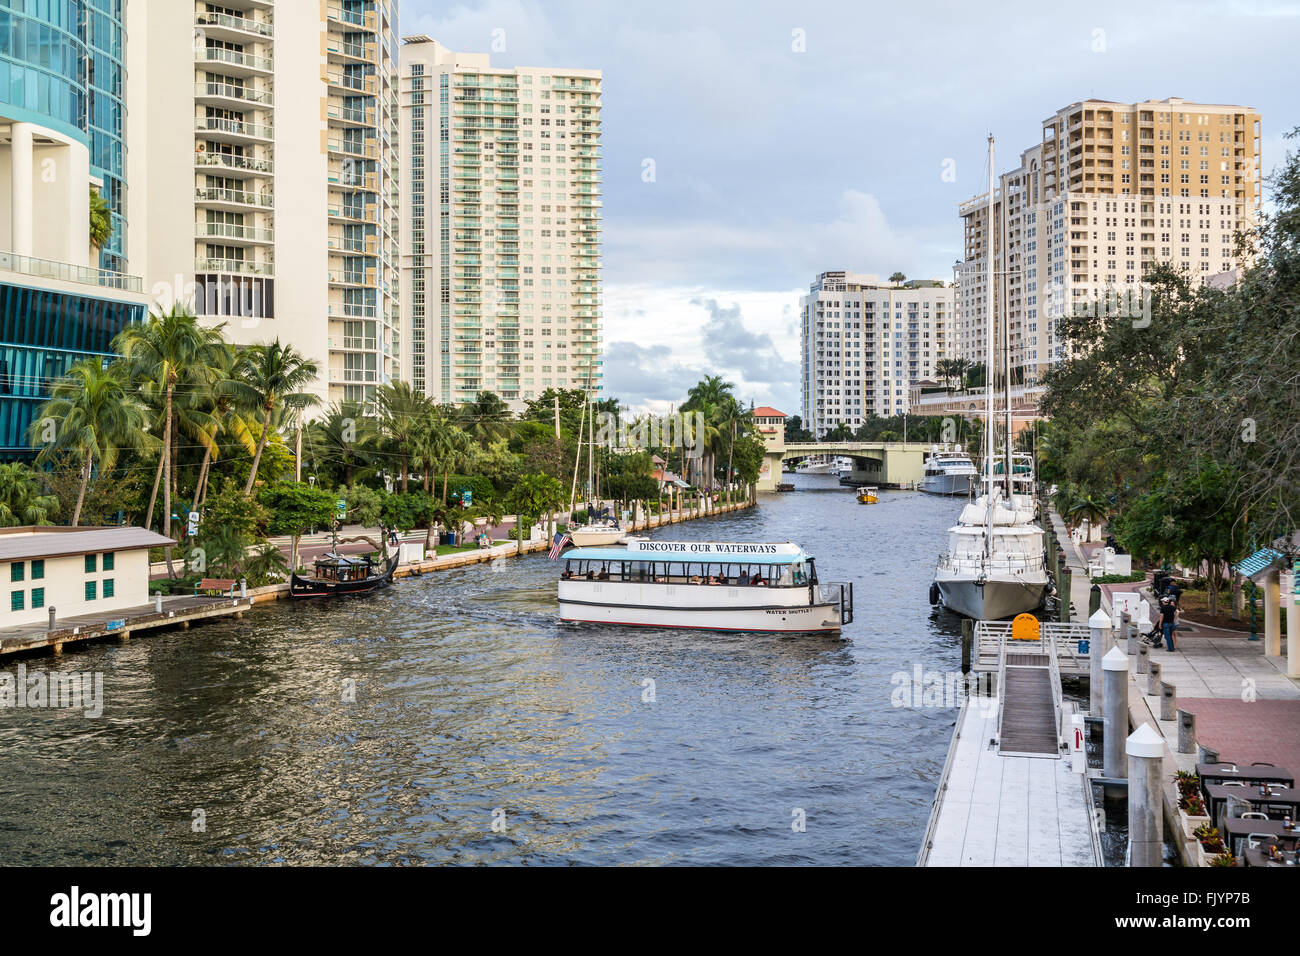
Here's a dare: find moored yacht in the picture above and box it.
[932,506,1051,620]
[557,538,853,633]
[919,449,978,496]
[568,518,628,547]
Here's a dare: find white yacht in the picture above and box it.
[919,449,978,496]
[795,457,836,475]
[930,134,1049,621]
[568,518,628,547]
[558,538,853,633]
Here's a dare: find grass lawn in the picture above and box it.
[432,543,486,556]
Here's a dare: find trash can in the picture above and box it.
[446,531,458,547]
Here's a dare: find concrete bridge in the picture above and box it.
[758,441,955,491]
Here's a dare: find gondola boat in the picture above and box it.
[856,486,879,504]
[289,548,398,599]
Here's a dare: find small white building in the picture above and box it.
[1,527,175,629]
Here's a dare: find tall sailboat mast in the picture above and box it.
[999,166,1013,499]
[984,135,995,560]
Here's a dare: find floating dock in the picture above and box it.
[919,625,1102,866]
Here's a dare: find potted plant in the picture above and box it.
[1209,851,1237,867]
[1177,775,1210,839]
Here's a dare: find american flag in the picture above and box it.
[548,531,571,560]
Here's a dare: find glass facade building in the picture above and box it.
[1,0,141,461]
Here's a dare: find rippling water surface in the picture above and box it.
[0,476,971,865]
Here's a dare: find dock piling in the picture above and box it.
[1103,646,1129,779]
[1126,724,1166,867]
[1122,611,1135,656]
[1176,709,1196,754]
[1136,642,1149,674]
[961,619,973,674]
[1058,567,1072,623]
[48,607,56,631]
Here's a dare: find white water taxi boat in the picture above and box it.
[557,538,853,633]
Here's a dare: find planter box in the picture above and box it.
[1181,811,1210,841]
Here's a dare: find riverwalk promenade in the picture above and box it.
[1048,509,1300,866]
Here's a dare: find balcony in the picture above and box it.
[196,11,273,41]
[326,6,377,31]
[325,71,376,95]
[196,222,274,245]
[0,250,143,292]
[195,151,273,178]
[195,257,274,276]
[195,46,272,76]
[196,185,274,209]
[327,103,376,127]
[195,116,273,144]
[326,137,377,160]
[195,81,274,109]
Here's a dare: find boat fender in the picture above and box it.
[928,581,940,605]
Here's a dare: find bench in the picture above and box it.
[194,578,237,597]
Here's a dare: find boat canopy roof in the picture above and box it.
[565,546,811,565]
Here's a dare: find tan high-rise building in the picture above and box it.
[957,97,1262,385]
[127,0,402,406]
[398,37,602,409]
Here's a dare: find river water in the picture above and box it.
[0,474,973,866]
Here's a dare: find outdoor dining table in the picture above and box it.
[1198,763,1295,804]
[1206,783,1300,829]
[1243,845,1300,868]
[1222,817,1300,856]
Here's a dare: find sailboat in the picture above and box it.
[567,390,628,547]
[931,135,1051,621]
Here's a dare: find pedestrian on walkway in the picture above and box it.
[1159,596,1179,652]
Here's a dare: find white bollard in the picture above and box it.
[1103,646,1129,779]
[1127,723,1165,867]
[1089,608,1111,718]
[155,593,163,613]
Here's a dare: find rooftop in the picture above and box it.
[0,526,176,563]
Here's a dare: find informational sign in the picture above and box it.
[459,487,473,508]
[1293,560,1299,607]
[336,499,347,521]
[625,540,800,556]
[187,511,199,536]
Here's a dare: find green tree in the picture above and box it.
[32,359,150,526]
[504,473,565,547]
[229,339,320,494]
[89,186,111,248]
[260,481,339,571]
[0,462,59,526]
[375,380,429,493]
[889,272,906,287]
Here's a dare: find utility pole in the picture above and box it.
[554,392,560,440]
[295,418,302,483]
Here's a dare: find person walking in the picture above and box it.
[1159,596,1179,652]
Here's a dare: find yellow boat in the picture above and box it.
[856,486,878,504]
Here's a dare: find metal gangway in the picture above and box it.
[973,619,1092,676]
[994,623,1064,758]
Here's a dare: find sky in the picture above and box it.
[401,0,1300,416]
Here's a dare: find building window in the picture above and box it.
[103,553,115,572]
[10,562,22,582]
[85,581,97,601]
[31,560,43,580]
[85,554,97,573]
[31,588,44,609]
[11,591,23,611]
[103,579,115,599]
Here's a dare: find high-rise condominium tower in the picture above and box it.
[800,271,954,439]
[398,37,602,409]
[956,97,1262,386]
[127,0,402,406]
[1,0,148,460]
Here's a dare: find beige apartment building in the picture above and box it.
[398,37,602,410]
[957,97,1262,386]
[126,0,402,407]
[800,271,954,439]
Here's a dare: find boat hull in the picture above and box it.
[559,599,843,633]
[919,473,975,496]
[288,553,398,599]
[935,574,1048,620]
[568,528,627,547]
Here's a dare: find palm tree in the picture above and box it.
[375,380,429,493]
[889,272,906,287]
[89,186,112,249]
[32,360,149,526]
[115,306,223,539]
[0,462,59,526]
[461,390,512,448]
[308,400,377,487]
[229,340,321,493]
[192,344,257,510]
